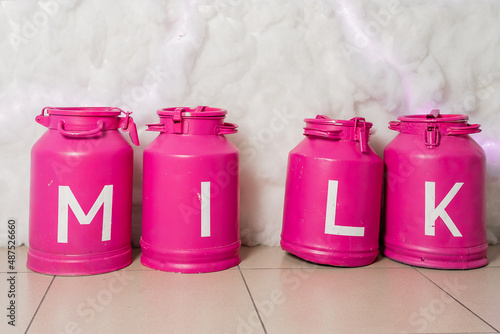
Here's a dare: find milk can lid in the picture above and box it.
[389,109,481,148]
[44,107,123,116]
[397,109,468,123]
[303,115,373,153]
[157,106,227,118]
[304,115,373,129]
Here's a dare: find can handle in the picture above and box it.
[146,122,166,132]
[426,109,440,118]
[303,128,342,139]
[446,124,481,135]
[218,122,238,135]
[388,121,401,131]
[58,119,104,137]
[195,105,207,112]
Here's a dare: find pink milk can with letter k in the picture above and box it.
[384,110,487,269]
[141,106,240,273]
[28,107,139,275]
[281,116,383,267]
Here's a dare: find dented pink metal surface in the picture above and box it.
[281,115,383,267]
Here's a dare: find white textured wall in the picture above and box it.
[1,0,499,247]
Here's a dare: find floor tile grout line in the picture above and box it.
[237,265,268,334]
[413,268,500,333]
[238,266,413,271]
[24,275,56,334]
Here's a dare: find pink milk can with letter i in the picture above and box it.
[28,107,139,275]
[384,109,487,269]
[281,116,383,267]
[141,106,240,273]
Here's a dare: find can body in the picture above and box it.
[384,111,487,269]
[281,116,383,267]
[28,107,139,275]
[141,106,240,273]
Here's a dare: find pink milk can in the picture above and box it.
[281,116,383,267]
[28,107,139,275]
[384,110,487,269]
[141,106,240,273]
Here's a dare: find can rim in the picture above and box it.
[157,106,227,118]
[304,115,373,129]
[45,107,122,116]
[397,114,469,123]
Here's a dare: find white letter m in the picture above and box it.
[58,185,113,243]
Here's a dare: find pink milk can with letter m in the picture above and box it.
[281,116,383,267]
[384,110,487,269]
[28,107,139,275]
[141,106,240,273]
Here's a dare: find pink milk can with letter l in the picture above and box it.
[141,106,240,273]
[28,107,139,275]
[281,116,383,267]
[384,109,487,269]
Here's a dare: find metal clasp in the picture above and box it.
[353,117,367,153]
[35,107,51,127]
[116,109,140,146]
[120,111,131,130]
[425,125,440,148]
[173,107,185,134]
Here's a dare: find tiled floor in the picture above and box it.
[1,245,500,334]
